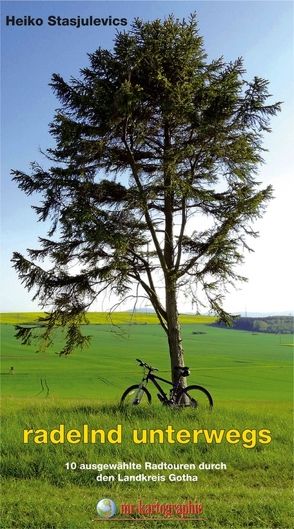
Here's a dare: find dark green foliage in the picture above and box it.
[11,14,281,354]
[214,316,294,334]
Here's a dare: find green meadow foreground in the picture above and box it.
[1,314,293,528]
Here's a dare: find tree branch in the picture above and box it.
[122,117,167,274]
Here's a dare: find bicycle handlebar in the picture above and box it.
[136,358,158,371]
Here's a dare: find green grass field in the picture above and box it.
[1,314,293,529]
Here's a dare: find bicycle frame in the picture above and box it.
[139,369,180,402]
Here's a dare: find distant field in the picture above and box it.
[0,321,292,403]
[0,311,216,325]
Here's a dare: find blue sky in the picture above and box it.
[1,1,293,313]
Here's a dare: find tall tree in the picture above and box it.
[12,15,280,384]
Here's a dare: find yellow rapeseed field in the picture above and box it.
[0,311,216,325]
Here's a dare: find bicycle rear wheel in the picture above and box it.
[120,385,152,406]
[176,385,213,411]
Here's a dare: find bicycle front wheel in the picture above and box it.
[120,385,152,406]
[176,385,213,411]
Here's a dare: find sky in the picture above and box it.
[1,0,293,314]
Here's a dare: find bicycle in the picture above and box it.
[120,359,213,410]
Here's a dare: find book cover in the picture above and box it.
[1,1,293,528]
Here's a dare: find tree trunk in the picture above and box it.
[163,123,187,395]
[165,282,187,391]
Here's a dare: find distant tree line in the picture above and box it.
[214,316,293,334]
